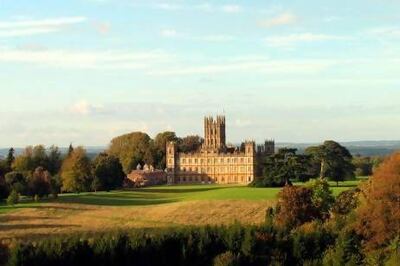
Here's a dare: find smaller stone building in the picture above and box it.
[126,164,167,187]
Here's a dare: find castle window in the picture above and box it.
[201,159,204,163]
[168,159,172,164]
[227,158,230,163]
[182,159,186,163]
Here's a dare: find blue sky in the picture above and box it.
[0,0,399,147]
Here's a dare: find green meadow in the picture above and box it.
[0,178,367,213]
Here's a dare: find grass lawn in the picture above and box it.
[0,178,367,213]
[0,178,368,241]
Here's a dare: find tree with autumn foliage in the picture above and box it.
[274,185,320,229]
[354,152,400,251]
[61,147,92,193]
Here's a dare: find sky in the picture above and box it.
[0,0,400,147]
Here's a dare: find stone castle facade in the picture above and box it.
[166,116,256,184]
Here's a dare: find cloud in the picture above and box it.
[367,27,400,38]
[0,17,87,38]
[160,28,178,38]
[147,57,337,76]
[0,47,173,69]
[221,5,241,13]
[265,33,348,47]
[70,100,104,115]
[258,12,298,27]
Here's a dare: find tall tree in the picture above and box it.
[61,147,92,193]
[153,131,178,169]
[92,153,125,191]
[108,132,152,173]
[254,148,310,187]
[67,143,74,157]
[354,152,400,251]
[306,141,355,186]
[47,145,62,175]
[27,166,51,198]
[178,135,203,153]
[6,148,15,170]
[274,185,320,229]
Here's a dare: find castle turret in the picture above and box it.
[166,141,177,184]
[203,115,226,151]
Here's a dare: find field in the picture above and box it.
[0,180,365,242]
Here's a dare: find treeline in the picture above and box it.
[108,131,202,173]
[3,152,400,265]
[0,131,202,203]
[254,140,384,187]
[0,145,125,203]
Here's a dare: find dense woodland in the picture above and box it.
[1,152,399,265]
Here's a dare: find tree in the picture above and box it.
[61,147,92,193]
[6,190,19,205]
[274,185,320,229]
[68,143,74,157]
[305,179,335,220]
[5,171,28,195]
[0,175,9,200]
[91,153,125,191]
[306,141,355,186]
[12,146,34,172]
[31,145,48,170]
[178,135,203,153]
[354,152,400,251]
[352,155,373,177]
[47,145,62,175]
[153,131,178,169]
[6,148,15,170]
[322,229,364,266]
[253,148,310,187]
[108,132,152,173]
[27,166,51,198]
[331,188,360,216]
[0,159,9,178]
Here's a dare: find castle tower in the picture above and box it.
[244,141,255,156]
[203,115,226,151]
[166,141,177,184]
[264,140,275,155]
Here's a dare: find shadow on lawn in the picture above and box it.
[137,186,227,194]
[57,195,178,206]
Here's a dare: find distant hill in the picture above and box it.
[276,141,400,156]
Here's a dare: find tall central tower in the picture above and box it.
[203,115,226,151]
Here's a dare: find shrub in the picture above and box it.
[275,186,320,229]
[213,251,240,266]
[331,188,360,216]
[7,190,19,205]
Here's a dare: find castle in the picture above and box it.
[166,115,266,184]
